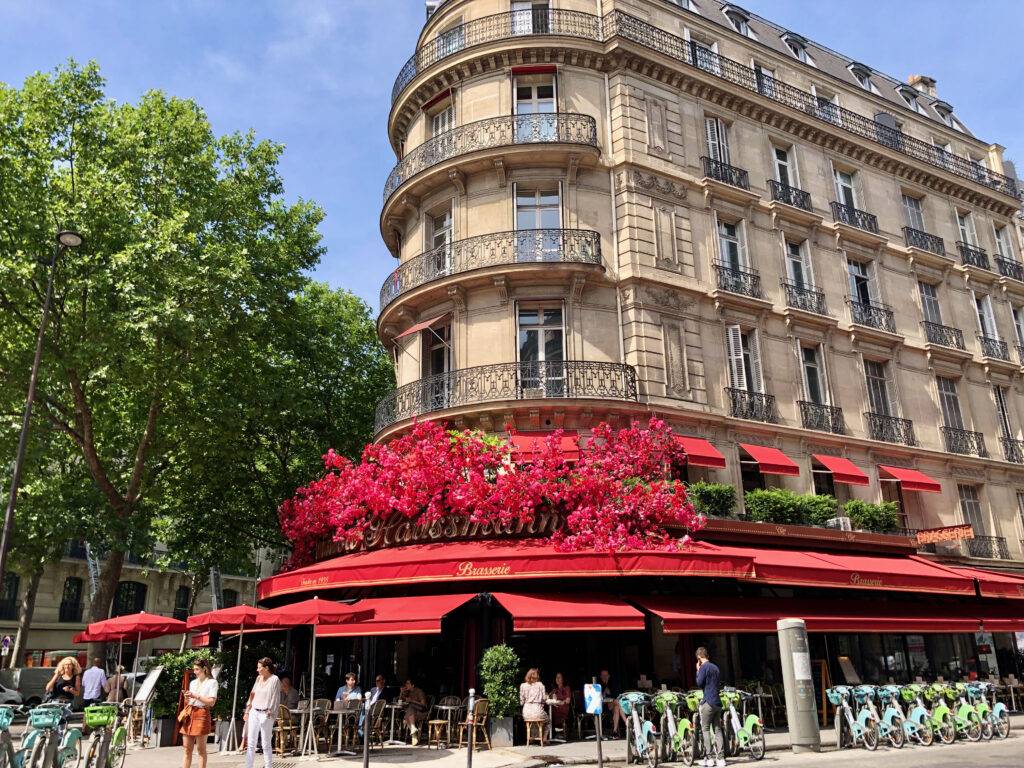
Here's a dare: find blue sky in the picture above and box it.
[1,1,1021,312]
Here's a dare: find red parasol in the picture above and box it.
[84,612,187,704]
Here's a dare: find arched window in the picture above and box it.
[222,589,239,609]
[173,585,191,621]
[0,573,19,620]
[59,577,84,623]
[113,581,147,617]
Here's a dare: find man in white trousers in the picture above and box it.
[244,657,281,768]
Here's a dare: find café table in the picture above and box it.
[433,704,462,748]
[545,699,566,744]
[332,700,361,756]
[288,707,311,756]
[384,701,406,746]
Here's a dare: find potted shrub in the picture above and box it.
[844,499,900,533]
[687,482,736,518]
[479,644,520,747]
[744,489,809,525]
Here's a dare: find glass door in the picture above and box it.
[429,207,453,276]
[422,323,452,410]
[834,169,857,209]
[511,1,550,35]
[515,186,561,261]
[515,75,556,141]
[518,306,564,397]
[774,146,793,187]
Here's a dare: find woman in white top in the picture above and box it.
[181,658,218,768]
[244,657,281,768]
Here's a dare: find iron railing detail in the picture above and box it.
[714,261,762,298]
[798,401,844,434]
[848,299,897,333]
[782,280,827,315]
[1001,437,1024,464]
[965,535,1010,560]
[725,388,777,423]
[996,256,1024,282]
[392,10,1019,198]
[978,335,1010,360]
[941,426,988,457]
[957,241,990,270]
[865,412,917,446]
[374,361,638,432]
[831,201,879,234]
[59,601,83,623]
[701,156,749,189]
[768,180,812,211]
[902,227,945,256]
[380,229,601,309]
[384,113,598,201]
[921,321,966,350]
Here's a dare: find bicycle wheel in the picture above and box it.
[65,736,83,768]
[748,724,766,760]
[645,730,659,768]
[26,736,47,768]
[994,711,1010,739]
[917,718,933,747]
[0,737,12,768]
[964,713,982,742]
[888,716,905,749]
[862,720,879,751]
[84,737,100,768]
[980,716,993,741]
[938,713,956,745]
[680,727,695,766]
[107,728,127,768]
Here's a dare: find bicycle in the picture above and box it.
[920,683,955,745]
[82,703,128,768]
[827,686,878,751]
[683,690,706,767]
[0,706,28,768]
[971,682,1010,740]
[943,683,981,742]
[720,688,765,760]
[896,684,933,746]
[617,692,658,768]
[22,703,82,768]
[856,685,903,749]
[652,690,693,765]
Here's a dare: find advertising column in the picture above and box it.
[776,618,821,753]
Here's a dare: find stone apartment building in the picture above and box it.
[376,0,1024,567]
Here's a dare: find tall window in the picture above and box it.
[173,586,191,622]
[514,73,555,140]
[833,169,857,208]
[704,116,730,164]
[112,581,146,617]
[958,485,985,535]
[1012,306,1024,346]
[786,241,812,288]
[901,194,925,231]
[436,20,465,57]
[428,206,453,274]
[918,282,943,324]
[725,325,763,393]
[994,386,1014,439]
[974,293,998,338]
[0,573,19,621]
[957,211,978,245]
[864,360,892,415]
[518,306,564,395]
[994,225,1015,259]
[847,259,872,305]
[511,1,550,35]
[716,220,745,270]
[773,146,794,187]
[801,345,827,405]
[515,186,560,260]
[430,102,455,138]
[59,577,83,623]
[692,40,721,76]
[422,322,451,378]
[936,376,964,429]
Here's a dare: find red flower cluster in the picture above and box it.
[279,418,704,567]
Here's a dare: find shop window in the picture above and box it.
[740,456,765,495]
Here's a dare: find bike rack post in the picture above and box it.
[362,693,371,768]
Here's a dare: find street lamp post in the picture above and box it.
[0,231,83,592]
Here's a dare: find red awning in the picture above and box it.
[879,465,942,493]
[319,594,477,637]
[976,604,1024,633]
[812,455,869,486]
[258,540,755,600]
[394,314,449,340]
[675,436,727,469]
[636,596,985,634]
[936,564,1024,600]
[739,444,800,476]
[510,431,580,462]
[490,592,645,631]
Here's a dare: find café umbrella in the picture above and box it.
[84,612,188,704]
[72,627,136,690]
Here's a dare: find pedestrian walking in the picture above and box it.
[82,658,107,707]
[695,647,725,768]
[244,658,280,768]
[180,658,217,768]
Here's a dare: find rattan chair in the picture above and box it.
[273,704,297,754]
[367,699,387,748]
[311,698,332,751]
[456,698,490,750]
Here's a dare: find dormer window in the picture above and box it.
[897,86,921,111]
[848,63,873,91]
[933,101,959,130]
[781,33,814,66]
[722,5,753,37]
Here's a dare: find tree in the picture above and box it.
[0,61,325,637]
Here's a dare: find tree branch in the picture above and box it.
[66,367,126,513]
[126,387,162,505]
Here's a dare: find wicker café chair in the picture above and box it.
[367,699,388,749]
[273,704,297,754]
[457,698,490,750]
[428,695,462,748]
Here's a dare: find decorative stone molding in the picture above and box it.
[616,168,690,205]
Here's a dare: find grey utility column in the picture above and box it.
[776,618,821,753]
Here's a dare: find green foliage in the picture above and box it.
[844,499,900,533]
[479,644,521,719]
[687,482,736,518]
[145,648,223,718]
[215,639,286,720]
[803,494,841,527]
[744,489,838,526]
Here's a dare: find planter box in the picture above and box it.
[151,717,177,748]
[489,717,513,747]
[215,719,241,752]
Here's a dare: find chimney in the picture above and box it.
[907,74,937,97]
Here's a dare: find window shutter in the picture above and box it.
[737,221,749,268]
[725,324,747,391]
[798,242,814,287]
[705,117,719,162]
[984,298,999,340]
[748,330,764,393]
[718,119,730,164]
[866,263,880,303]
[883,365,897,416]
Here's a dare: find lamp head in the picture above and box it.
[57,230,83,248]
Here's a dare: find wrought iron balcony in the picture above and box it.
[798,401,844,434]
[965,535,1010,560]
[374,360,638,432]
[392,9,603,102]
[957,241,990,270]
[768,180,812,211]
[941,426,988,457]
[782,280,827,315]
[921,321,966,350]
[1001,437,1024,464]
[713,261,761,298]
[847,299,896,333]
[830,201,879,234]
[380,229,601,309]
[977,335,1009,360]
[864,412,917,446]
[725,388,777,423]
[384,113,598,201]
[58,600,83,623]
[902,227,945,256]
[701,156,749,190]
[996,256,1024,282]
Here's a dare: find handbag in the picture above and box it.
[177,704,194,724]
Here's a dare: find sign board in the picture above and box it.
[209,568,223,612]
[133,666,163,705]
[914,524,975,544]
[584,683,603,715]
[1,636,10,657]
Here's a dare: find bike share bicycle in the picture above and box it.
[652,689,694,766]
[856,685,904,749]
[21,703,82,768]
[919,683,956,744]
[944,683,982,742]
[896,684,934,746]
[617,691,659,768]
[0,706,27,768]
[970,682,1010,740]
[82,703,129,768]
[827,685,878,751]
[719,688,765,760]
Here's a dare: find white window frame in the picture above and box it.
[811,84,842,126]
[704,115,730,165]
[687,31,721,76]
[995,386,1015,439]
[847,258,875,305]
[715,216,747,270]
[1012,305,1024,346]
[799,342,829,406]
[973,291,998,340]
[936,376,964,430]
[725,324,763,394]
[863,358,895,416]
[782,34,814,66]
[957,484,986,535]
[957,211,979,246]
[994,224,1015,260]
[833,166,858,209]
[901,194,925,232]
[918,281,943,325]
[772,144,797,187]
[785,239,813,289]
[429,101,455,138]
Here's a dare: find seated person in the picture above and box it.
[335,672,362,702]
[401,678,428,746]
[550,672,571,728]
[599,669,623,738]
[280,675,301,709]
[520,668,548,723]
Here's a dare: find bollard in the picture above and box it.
[362,692,371,768]
[466,688,475,768]
[593,677,603,768]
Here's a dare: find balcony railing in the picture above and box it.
[782,281,827,315]
[374,360,638,432]
[798,401,844,434]
[701,156,749,190]
[384,113,598,201]
[941,426,988,457]
[380,229,601,309]
[831,201,879,234]
[865,412,917,445]
[58,601,83,623]
[848,299,896,333]
[921,321,966,350]
[996,256,1024,282]
[957,241,990,270]
[902,226,945,256]
[392,10,1019,198]
[1002,437,1024,463]
[978,335,1010,360]
[768,180,812,211]
[714,261,761,298]
[965,535,1011,560]
[725,388,777,423]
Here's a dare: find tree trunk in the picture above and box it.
[7,567,42,669]
[177,572,207,652]
[86,550,125,661]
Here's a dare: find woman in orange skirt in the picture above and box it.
[181,658,218,768]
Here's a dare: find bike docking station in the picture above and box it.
[584,680,604,768]
[777,618,822,753]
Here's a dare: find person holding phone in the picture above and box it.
[695,647,724,768]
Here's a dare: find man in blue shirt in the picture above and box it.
[695,647,724,767]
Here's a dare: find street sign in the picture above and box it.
[584,683,603,715]
[1,635,11,657]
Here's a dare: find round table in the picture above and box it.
[288,707,310,755]
[384,702,405,745]
[545,699,567,743]
[332,701,361,755]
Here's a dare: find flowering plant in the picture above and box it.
[279,418,704,567]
